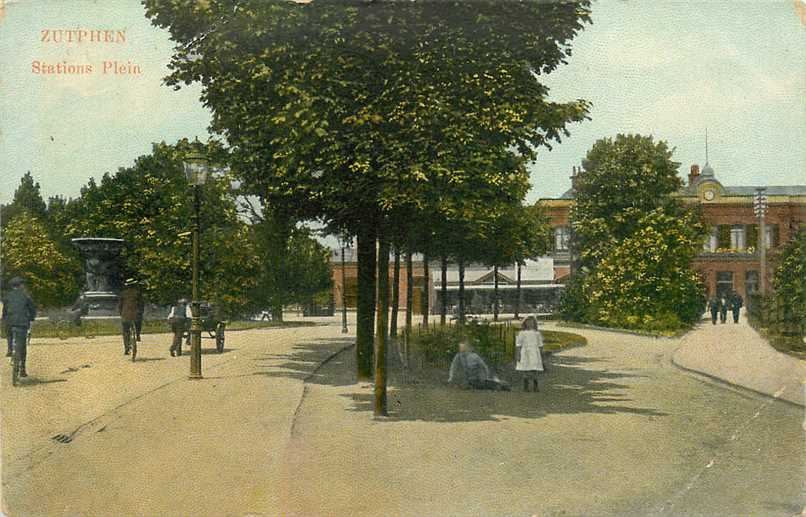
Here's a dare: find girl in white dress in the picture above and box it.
[516,316,544,392]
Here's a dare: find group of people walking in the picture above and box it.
[707,291,744,325]
[2,274,198,382]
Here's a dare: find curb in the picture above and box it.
[670,353,804,409]
[289,341,356,438]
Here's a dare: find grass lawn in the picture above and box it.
[767,334,806,360]
[541,329,588,353]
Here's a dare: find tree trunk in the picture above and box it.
[515,262,522,319]
[271,304,283,323]
[374,237,390,416]
[458,257,466,324]
[405,249,413,333]
[356,225,376,381]
[441,255,448,325]
[390,248,400,337]
[422,253,430,328]
[493,265,500,321]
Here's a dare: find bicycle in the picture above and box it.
[9,329,29,387]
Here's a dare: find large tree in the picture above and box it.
[570,134,683,270]
[1,211,81,307]
[248,217,333,321]
[66,140,259,317]
[562,134,706,330]
[1,172,47,226]
[145,0,592,412]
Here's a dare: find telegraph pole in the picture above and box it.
[754,188,768,296]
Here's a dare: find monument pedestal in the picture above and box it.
[72,238,127,318]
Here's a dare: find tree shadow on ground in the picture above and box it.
[250,338,668,423]
[250,338,357,385]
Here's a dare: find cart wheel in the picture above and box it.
[216,324,225,353]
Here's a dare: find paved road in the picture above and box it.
[1,318,804,516]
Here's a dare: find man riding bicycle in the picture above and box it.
[118,278,144,355]
[2,276,37,378]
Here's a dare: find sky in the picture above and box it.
[1,0,804,208]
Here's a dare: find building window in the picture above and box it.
[745,271,759,295]
[730,225,745,250]
[746,224,758,250]
[717,225,731,249]
[764,224,779,249]
[703,226,718,252]
[716,271,734,298]
[554,226,571,252]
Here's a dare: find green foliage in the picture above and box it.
[585,209,706,330]
[1,212,81,307]
[571,134,683,269]
[144,0,592,259]
[1,172,47,225]
[563,134,705,332]
[771,230,806,336]
[248,215,333,316]
[65,141,259,317]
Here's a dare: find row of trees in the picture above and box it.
[0,143,332,319]
[145,0,592,414]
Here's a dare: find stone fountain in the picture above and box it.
[72,237,127,317]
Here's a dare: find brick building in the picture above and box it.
[539,162,806,300]
[330,248,429,313]
[330,250,558,315]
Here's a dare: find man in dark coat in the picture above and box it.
[2,277,37,377]
[731,291,744,323]
[118,278,144,355]
[707,296,721,325]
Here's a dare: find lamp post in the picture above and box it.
[183,142,209,380]
[754,187,768,296]
[340,237,349,334]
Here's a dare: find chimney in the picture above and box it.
[689,164,700,185]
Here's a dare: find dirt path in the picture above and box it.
[1,325,352,517]
[280,323,805,517]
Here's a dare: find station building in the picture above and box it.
[539,162,806,300]
[330,249,558,316]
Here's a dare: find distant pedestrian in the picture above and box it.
[2,277,37,378]
[118,278,144,355]
[707,296,721,325]
[516,316,545,392]
[167,298,191,357]
[719,295,729,323]
[730,292,743,324]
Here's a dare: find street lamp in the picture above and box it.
[340,237,350,334]
[183,140,209,380]
[754,187,768,296]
